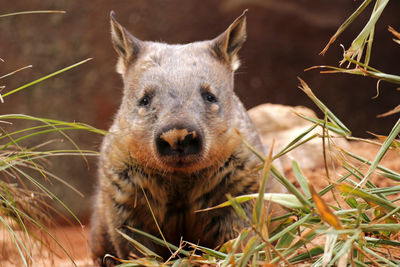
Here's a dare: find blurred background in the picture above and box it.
[1,0,399,222]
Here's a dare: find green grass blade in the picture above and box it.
[364,25,374,66]
[357,118,400,188]
[292,160,311,199]
[171,259,182,267]
[269,214,312,243]
[360,224,400,232]
[1,58,92,98]
[273,123,319,159]
[298,78,351,135]
[336,183,399,212]
[125,226,192,257]
[271,165,312,207]
[116,229,162,259]
[276,227,297,249]
[318,172,351,197]
[221,230,250,267]
[226,194,248,221]
[0,114,106,169]
[194,246,227,259]
[0,127,93,150]
[0,114,107,135]
[3,199,78,266]
[328,230,361,266]
[0,215,30,266]
[289,246,324,264]
[188,243,228,260]
[197,193,303,213]
[365,237,400,246]
[297,114,349,136]
[237,236,260,267]
[272,229,318,263]
[343,150,400,180]
[342,0,389,65]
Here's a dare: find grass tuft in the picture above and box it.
[1,10,103,266]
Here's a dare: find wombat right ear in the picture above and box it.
[110,11,142,74]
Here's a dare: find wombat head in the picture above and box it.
[110,11,247,173]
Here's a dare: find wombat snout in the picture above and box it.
[155,125,203,158]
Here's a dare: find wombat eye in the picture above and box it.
[202,92,218,103]
[139,95,151,106]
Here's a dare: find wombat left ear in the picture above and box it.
[110,11,143,74]
[211,10,247,71]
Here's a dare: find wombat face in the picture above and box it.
[110,11,247,173]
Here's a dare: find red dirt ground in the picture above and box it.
[1,140,399,266]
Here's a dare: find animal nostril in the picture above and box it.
[156,127,202,157]
[180,131,196,148]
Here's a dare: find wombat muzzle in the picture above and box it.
[155,124,203,159]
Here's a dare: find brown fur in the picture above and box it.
[90,10,285,266]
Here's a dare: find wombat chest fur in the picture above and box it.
[90,10,284,266]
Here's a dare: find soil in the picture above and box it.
[1,140,399,266]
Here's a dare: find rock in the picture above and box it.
[248,103,349,171]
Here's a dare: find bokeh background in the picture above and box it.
[1,0,399,222]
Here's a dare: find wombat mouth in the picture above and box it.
[158,155,202,169]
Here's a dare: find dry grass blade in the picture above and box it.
[139,185,174,256]
[254,139,274,227]
[367,132,400,150]
[309,184,342,230]
[0,65,33,80]
[0,182,78,266]
[0,10,66,18]
[320,0,372,55]
[377,104,400,118]
[388,26,400,45]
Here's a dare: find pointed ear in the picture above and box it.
[110,11,142,74]
[210,10,247,71]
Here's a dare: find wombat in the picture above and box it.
[90,10,285,266]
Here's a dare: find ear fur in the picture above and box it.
[110,11,142,74]
[211,10,247,71]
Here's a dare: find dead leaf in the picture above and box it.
[309,183,342,230]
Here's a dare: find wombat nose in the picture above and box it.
[156,126,202,157]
